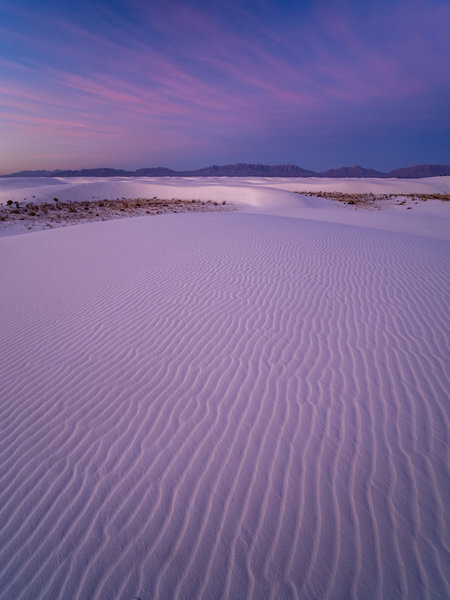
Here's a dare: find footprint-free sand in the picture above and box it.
[1,176,449,599]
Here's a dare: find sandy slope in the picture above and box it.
[1,176,449,240]
[0,178,449,599]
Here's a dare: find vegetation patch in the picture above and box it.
[295,191,450,209]
[0,197,233,232]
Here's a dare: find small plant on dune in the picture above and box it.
[7,200,13,206]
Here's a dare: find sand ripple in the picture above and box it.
[0,213,449,599]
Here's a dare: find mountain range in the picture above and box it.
[3,163,450,179]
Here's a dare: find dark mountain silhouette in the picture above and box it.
[185,163,318,177]
[319,165,387,178]
[3,167,177,178]
[53,168,131,177]
[387,164,450,178]
[134,167,178,176]
[2,163,449,179]
[5,170,61,177]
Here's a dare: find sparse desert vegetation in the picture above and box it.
[296,191,450,209]
[0,196,232,231]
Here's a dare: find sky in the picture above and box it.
[0,0,449,174]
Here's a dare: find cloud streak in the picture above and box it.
[0,0,449,173]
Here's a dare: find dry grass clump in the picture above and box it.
[0,197,232,231]
[296,191,450,209]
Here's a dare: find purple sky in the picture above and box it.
[1,0,449,174]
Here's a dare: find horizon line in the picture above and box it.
[2,161,450,178]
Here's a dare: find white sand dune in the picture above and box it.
[0,177,449,599]
[1,175,449,240]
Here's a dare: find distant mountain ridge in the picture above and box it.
[319,165,387,178]
[187,163,318,177]
[386,164,450,178]
[3,163,450,179]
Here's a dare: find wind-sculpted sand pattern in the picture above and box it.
[0,213,449,599]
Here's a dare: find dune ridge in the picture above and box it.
[1,175,449,240]
[1,210,449,599]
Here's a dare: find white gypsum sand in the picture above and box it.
[0,176,449,599]
[1,175,449,240]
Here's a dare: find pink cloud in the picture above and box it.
[2,0,448,173]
